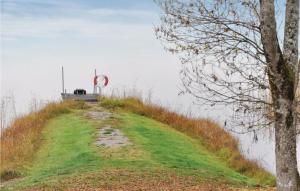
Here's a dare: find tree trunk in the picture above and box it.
[260,0,299,189]
[274,97,300,191]
[275,0,300,189]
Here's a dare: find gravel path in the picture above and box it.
[96,126,131,148]
[85,109,131,148]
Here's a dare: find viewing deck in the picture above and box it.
[61,93,99,102]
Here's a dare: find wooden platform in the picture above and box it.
[61,93,99,102]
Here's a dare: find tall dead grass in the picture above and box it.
[101,97,275,185]
[0,100,86,180]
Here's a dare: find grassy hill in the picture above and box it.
[0,97,275,190]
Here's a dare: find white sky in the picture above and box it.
[1,1,192,115]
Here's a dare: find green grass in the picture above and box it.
[3,114,102,190]
[2,111,264,190]
[29,115,102,178]
[120,113,257,186]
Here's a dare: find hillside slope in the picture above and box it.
[1,99,275,190]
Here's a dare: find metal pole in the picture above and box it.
[62,67,65,93]
[94,69,97,94]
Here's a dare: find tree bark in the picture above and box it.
[260,0,299,190]
[283,0,299,90]
[274,86,300,191]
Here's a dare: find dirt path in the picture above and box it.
[96,126,131,148]
[85,110,131,148]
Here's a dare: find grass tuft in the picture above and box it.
[0,169,21,181]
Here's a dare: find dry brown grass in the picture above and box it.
[23,169,275,191]
[100,97,275,185]
[0,100,87,180]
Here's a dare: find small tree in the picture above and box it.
[155,0,299,190]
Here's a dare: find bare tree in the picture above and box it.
[155,0,299,190]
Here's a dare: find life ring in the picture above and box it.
[94,75,109,88]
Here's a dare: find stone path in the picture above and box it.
[96,126,131,148]
[85,109,131,148]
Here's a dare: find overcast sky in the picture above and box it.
[1,0,299,174]
[1,0,194,114]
